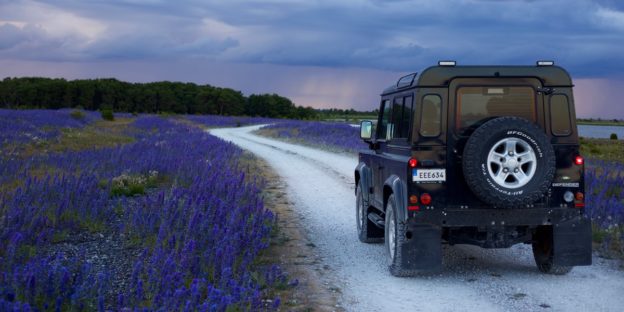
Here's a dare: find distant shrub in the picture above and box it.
[109,170,159,197]
[610,133,618,140]
[101,109,114,121]
[70,110,85,120]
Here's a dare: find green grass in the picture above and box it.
[580,137,624,162]
[106,171,163,197]
[15,118,136,157]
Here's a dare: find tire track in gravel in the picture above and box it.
[211,125,624,312]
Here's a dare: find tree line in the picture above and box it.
[0,77,317,119]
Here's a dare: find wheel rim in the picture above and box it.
[487,137,537,189]
[387,205,396,261]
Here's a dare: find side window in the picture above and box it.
[391,97,404,139]
[420,94,442,137]
[378,99,393,140]
[550,94,572,136]
[378,95,413,141]
[400,96,413,138]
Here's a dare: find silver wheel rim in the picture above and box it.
[356,188,363,231]
[487,137,537,189]
[387,205,395,261]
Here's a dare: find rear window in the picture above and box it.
[457,86,536,133]
[420,94,441,137]
[550,94,572,136]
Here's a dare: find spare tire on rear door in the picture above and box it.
[462,117,555,208]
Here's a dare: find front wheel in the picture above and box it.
[532,226,573,275]
[356,183,382,243]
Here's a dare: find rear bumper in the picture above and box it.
[408,207,585,227]
[400,208,592,269]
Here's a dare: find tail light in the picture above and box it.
[574,192,585,208]
[574,155,584,166]
[409,195,418,204]
[420,193,432,205]
[408,158,418,168]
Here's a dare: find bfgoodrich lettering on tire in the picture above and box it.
[462,117,555,208]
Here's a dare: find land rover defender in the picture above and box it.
[355,61,591,277]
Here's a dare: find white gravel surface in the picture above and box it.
[211,125,624,312]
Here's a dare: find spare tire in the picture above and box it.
[462,117,555,208]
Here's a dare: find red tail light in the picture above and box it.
[575,155,584,166]
[408,158,418,168]
[574,192,585,208]
[420,193,432,205]
[409,195,418,204]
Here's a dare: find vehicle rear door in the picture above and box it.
[446,77,545,206]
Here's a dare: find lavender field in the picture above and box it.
[0,110,287,310]
[258,120,624,258]
[257,121,367,153]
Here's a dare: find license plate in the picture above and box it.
[413,169,446,183]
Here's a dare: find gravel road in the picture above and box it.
[211,125,624,312]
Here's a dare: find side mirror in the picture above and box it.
[360,120,373,140]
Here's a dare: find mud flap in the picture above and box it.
[399,224,442,271]
[553,217,592,266]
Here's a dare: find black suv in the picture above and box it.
[355,61,591,277]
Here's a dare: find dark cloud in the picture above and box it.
[83,34,238,60]
[0,23,25,49]
[0,0,623,78]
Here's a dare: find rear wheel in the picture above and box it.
[385,195,416,277]
[532,226,573,275]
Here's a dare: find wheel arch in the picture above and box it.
[383,175,408,223]
[355,162,372,205]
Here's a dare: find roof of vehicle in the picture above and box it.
[382,64,573,95]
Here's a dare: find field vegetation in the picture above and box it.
[0,109,291,310]
[256,121,367,154]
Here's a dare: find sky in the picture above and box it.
[0,0,623,118]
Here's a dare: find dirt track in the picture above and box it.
[212,125,624,312]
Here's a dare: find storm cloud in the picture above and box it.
[1,0,622,75]
[1,0,623,115]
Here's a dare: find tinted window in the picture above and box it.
[550,94,572,136]
[420,95,441,137]
[391,97,404,138]
[457,86,535,133]
[378,100,393,140]
[401,96,413,138]
[389,96,413,140]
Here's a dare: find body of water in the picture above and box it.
[578,125,624,139]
